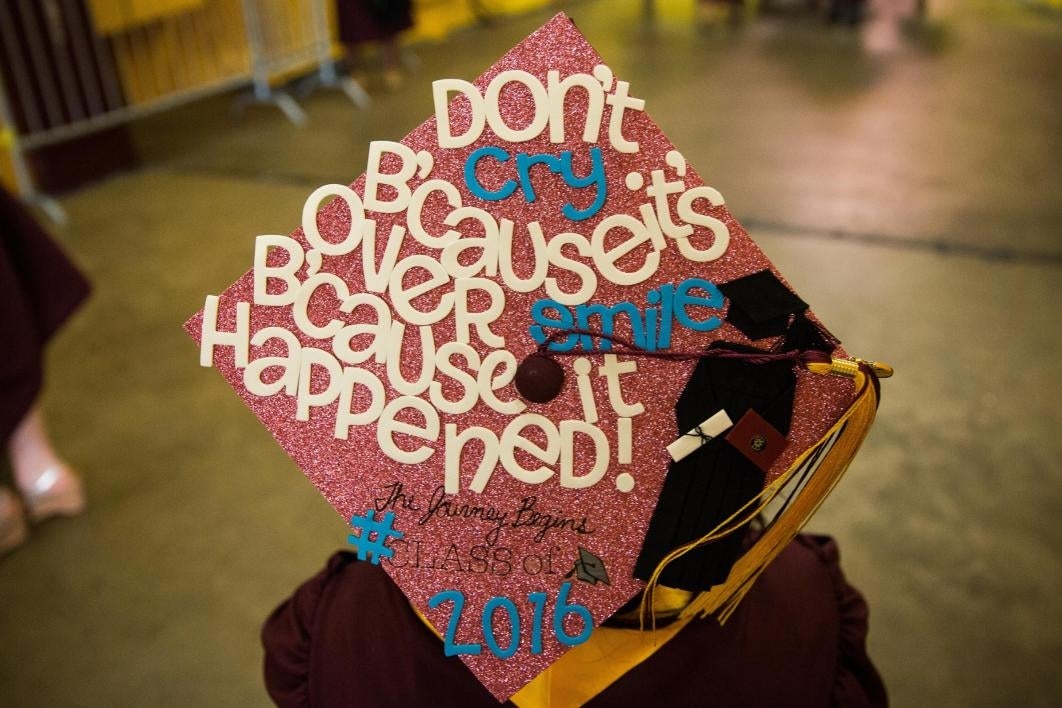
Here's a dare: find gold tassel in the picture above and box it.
[639,359,883,627]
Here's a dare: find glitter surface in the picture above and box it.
[186,13,856,702]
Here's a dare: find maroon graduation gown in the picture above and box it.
[0,186,90,444]
[262,534,887,707]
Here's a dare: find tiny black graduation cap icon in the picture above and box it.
[567,547,611,586]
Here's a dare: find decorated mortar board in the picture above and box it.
[187,13,890,703]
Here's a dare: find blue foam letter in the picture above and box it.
[465,146,517,201]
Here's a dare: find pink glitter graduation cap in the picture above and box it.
[187,13,883,701]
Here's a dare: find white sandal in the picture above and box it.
[20,465,85,522]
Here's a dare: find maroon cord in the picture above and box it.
[533,327,832,369]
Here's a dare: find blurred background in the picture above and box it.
[1,0,1060,705]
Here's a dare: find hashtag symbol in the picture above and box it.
[347,509,403,565]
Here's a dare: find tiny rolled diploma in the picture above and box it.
[666,410,734,462]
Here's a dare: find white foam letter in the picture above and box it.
[499,220,548,293]
[333,293,392,365]
[605,80,645,154]
[591,214,660,286]
[302,184,365,256]
[335,367,385,439]
[408,180,462,249]
[293,273,350,340]
[296,347,343,421]
[485,70,549,143]
[377,396,439,464]
[560,420,609,489]
[675,186,731,262]
[547,70,604,144]
[499,414,559,486]
[433,79,486,149]
[388,255,455,325]
[200,296,249,368]
[364,141,418,213]
[430,342,480,415]
[479,351,525,415]
[450,424,501,494]
[440,206,500,279]
[361,223,404,293]
[386,321,436,396]
[253,236,305,306]
[545,232,598,305]
[244,327,301,396]
[573,358,598,424]
[598,355,644,417]
[454,278,505,348]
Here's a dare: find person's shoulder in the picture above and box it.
[296,550,408,619]
[794,532,844,565]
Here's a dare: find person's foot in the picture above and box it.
[0,487,28,556]
[19,464,85,522]
[8,406,85,521]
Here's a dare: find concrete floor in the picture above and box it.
[2,0,1061,705]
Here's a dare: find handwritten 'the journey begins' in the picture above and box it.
[199,65,732,495]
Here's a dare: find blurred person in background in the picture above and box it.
[0,185,89,556]
[336,0,415,91]
[828,0,868,26]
